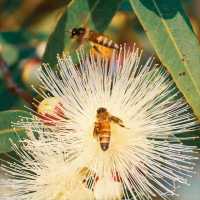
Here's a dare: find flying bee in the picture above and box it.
[69,27,120,51]
[93,107,125,151]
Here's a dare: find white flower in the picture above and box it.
[1,139,95,200]
[94,176,123,200]
[1,47,199,200]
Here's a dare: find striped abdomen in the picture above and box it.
[89,31,119,50]
[98,121,111,151]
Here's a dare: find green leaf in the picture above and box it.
[130,0,200,119]
[0,110,32,153]
[43,0,122,66]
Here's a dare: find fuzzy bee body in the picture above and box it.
[70,27,119,50]
[90,31,119,50]
[94,116,111,151]
[94,107,125,151]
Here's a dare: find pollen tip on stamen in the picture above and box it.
[2,46,200,200]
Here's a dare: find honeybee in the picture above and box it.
[93,107,125,151]
[69,27,119,50]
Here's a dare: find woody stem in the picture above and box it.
[0,55,34,109]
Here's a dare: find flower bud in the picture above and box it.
[37,97,64,125]
[21,58,41,88]
[36,41,47,58]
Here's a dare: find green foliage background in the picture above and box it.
[0,1,200,199]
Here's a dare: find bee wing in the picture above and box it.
[68,36,83,51]
[110,116,125,128]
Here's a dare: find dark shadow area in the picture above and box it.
[139,0,194,32]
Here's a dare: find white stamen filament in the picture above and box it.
[0,47,199,200]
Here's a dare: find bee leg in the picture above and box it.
[110,116,126,128]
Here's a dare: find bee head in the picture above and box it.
[97,107,107,114]
[70,27,85,38]
[97,107,108,120]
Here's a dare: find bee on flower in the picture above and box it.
[0,46,199,200]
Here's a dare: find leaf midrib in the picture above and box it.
[152,0,200,97]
